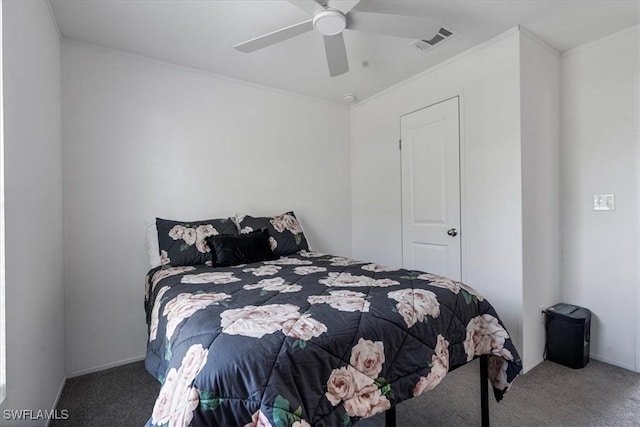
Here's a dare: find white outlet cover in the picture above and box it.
[593,194,615,211]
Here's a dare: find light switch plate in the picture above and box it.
[593,194,615,211]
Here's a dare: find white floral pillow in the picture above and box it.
[236,211,309,256]
[156,217,238,267]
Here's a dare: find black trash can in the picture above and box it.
[545,303,591,369]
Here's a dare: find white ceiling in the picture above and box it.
[49,0,640,104]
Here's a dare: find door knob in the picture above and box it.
[447,228,458,237]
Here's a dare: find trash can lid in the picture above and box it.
[546,303,591,323]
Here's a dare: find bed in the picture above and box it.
[144,213,522,427]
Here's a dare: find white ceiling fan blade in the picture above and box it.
[327,0,360,14]
[234,19,313,53]
[347,11,442,40]
[323,33,349,77]
[287,0,327,15]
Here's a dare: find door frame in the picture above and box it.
[399,92,467,280]
[634,70,639,373]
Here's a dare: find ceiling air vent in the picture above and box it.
[410,27,456,51]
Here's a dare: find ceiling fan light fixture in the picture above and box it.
[313,10,346,36]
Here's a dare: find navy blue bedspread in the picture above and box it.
[144,251,522,427]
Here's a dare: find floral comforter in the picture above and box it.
[144,251,522,427]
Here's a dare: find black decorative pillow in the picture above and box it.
[236,211,309,256]
[207,229,277,267]
[156,217,238,267]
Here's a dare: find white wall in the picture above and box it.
[0,0,65,423]
[4,4,634,403]
[351,30,524,353]
[561,26,639,371]
[519,31,562,371]
[62,41,351,376]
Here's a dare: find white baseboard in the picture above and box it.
[522,356,544,374]
[589,353,637,372]
[45,375,67,427]
[44,355,147,425]
[68,354,146,378]
[524,353,637,374]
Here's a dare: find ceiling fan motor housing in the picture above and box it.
[313,10,347,36]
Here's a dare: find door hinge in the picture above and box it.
[399,139,402,150]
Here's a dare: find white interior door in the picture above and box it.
[401,97,461,280]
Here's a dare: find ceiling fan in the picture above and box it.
[234,0,444,77]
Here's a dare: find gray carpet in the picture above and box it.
[51,358,640,427]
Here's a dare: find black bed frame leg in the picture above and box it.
[480,354,490,427]
[385,405,396,427]
[385,356,488,427]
